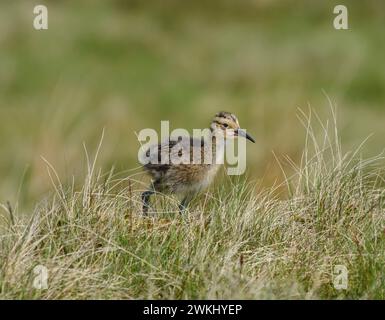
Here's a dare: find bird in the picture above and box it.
[140,111,255,215]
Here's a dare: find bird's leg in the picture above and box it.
[179,194,194,214]
[142,189,154,216]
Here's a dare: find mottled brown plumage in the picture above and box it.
[141,112,255,214]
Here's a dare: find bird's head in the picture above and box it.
[210,111,255,143]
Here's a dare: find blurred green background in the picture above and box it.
[1,0,384,209]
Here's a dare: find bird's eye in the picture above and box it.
[223,124,228,128]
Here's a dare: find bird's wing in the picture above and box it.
[143,137,206,167]
[144,140,178,165]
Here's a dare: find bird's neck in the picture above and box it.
[210,132,227,146]
[210,133,226,164]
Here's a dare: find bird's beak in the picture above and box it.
[236,129,255,143]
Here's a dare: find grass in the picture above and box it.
[1,109,385,299]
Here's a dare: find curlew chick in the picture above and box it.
[141,112,255,215]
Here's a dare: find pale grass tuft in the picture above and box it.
[1,110,385,299]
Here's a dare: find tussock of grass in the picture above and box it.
[1,110,385,299]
